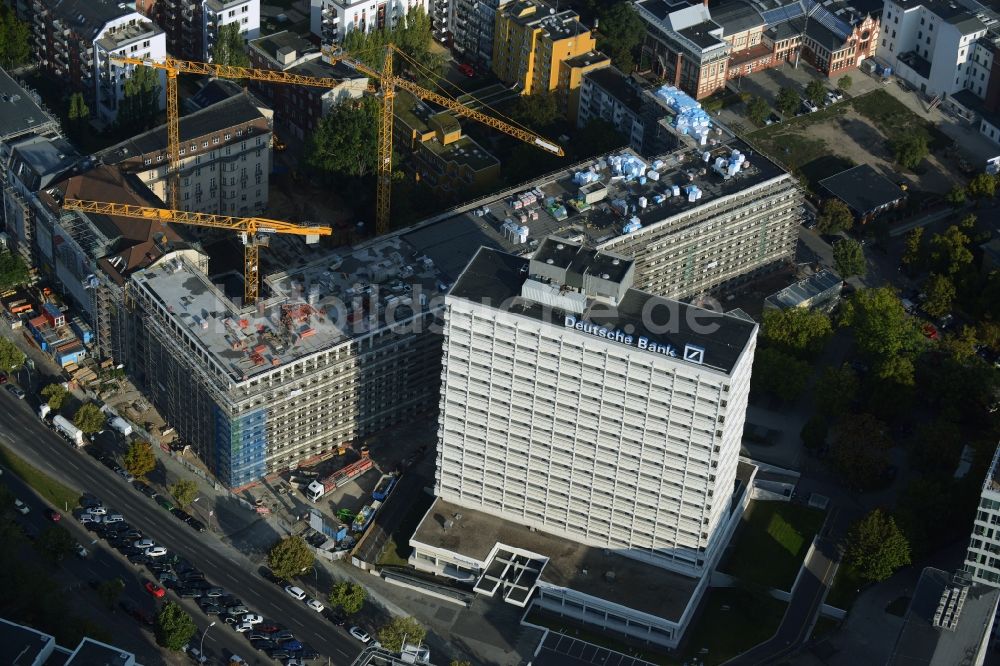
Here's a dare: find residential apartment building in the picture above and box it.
[410,238,758,648]
[99,92,273,216]
[430,0,452,45]
[964,444,1000,586]
[576,67,650,152]
[139,0,260,60]
[395,89,500,199]
[877,0,986,98]
[248,31,369,140]
[492,0,610,108]
[638,0,878,100]
[2,616,146,665]
[309,0,429,44]
[452,0,512,67]
[28,0,167,124]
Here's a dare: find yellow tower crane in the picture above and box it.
[112,49,563,235]
[60,198,332,305]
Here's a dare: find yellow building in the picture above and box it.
[493,0,609,110]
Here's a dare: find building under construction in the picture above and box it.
[114,128,801,488]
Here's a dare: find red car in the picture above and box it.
[144,582,166,599]
[0,373,7,384]
[457,63,475,77]
[46,509,61,522]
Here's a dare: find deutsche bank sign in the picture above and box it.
[564,316,705,365]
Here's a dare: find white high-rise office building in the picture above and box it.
[433,239,756,577]
[964,444,1000,586]
[411,239,758,647]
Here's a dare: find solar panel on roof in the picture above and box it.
[814,6,852,38]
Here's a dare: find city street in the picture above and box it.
[0,392,363,665]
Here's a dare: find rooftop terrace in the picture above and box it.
[402,137,787,280]
[131,235,446,383]
[412,497,700,621]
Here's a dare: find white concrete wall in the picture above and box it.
[93,16,167,124]
[204,0,261,61]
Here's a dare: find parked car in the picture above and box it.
[134,538,155,550]
[186,518,206,532]
[46,509,60,522]
[242,614,264,625]
[349,627,371,643]
[457,63,475,77]
[284,585,306,600]
[306,598,324,612]
[272,630,295,642]
[6,385,25,399]
[117,468,136,483]
[144,582,166,598]
[14,499,29,515]
[251,638,277,651]
[801,98,819,112]
[145,546,168,558]
[176,587,203,598]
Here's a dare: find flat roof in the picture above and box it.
[820,164,905,215]
[48,0,135,40]
[764,269,842,309]
[449,247,757,375]
[401,140,787,279]
[584,67,645,115]
[131,234,446,383]
[888,568,1000,665]
[412,497,700,621]
[65,638,135,665]
[679,21,726,48]
[0,618,55,665]
[249,30,316,61]
[0,68,59,142]
[421,134,499,172]
[96,19,162,50]
[712,0,766,34]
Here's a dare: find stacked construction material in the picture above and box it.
[655,85,712,144]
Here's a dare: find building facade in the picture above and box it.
[138,0,260,60]
[576,67,650,152]
[638,0,878,100]
[28,0,167,124]
[452,0,512,67]
[309,0,430,44]
[964,444,1000,586]
[435,239,757,577]
[99,92,273,217]
[248,31,369,140]
[492,0,610,108]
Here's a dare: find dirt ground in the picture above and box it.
[797,107,961,193]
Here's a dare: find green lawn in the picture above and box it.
[681,587,787,665]
[720,501,825,591]
[744,127,828,174]
[826,562,866,610]
[0,444,80,511]
[848,89,950,150]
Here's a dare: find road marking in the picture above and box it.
[64,459,79,471]
[227,574,238,583]
[292,618,305,627]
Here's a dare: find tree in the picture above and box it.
[891,132,929,170]
[155,601,196,651]
[840,287,922,361]
[36,525,76,562]
[901,227,924,267]
[833,238,866,278]
[123,440,156,479]
[40,383,69,410]
[930,225,973,275]
[0,338,24,372]
[306,97,379,179]
[967,172,997,200]
[746,95,769,125]
[923,273,956,319]
[831,413,891,489]
[816,198,854,234]
[805,79,826,105]
[814,364,859,417]
[267,535,314,580]
[910,419,963,475]
[761,308,832,358]
[846,509,911,582]
[169,479,198,508]
[210,22,250,67]
[0,251,30,290]
[837,75,853,92]
[751,347,810,402]
[776,87,799,117]
[378,616,426,653]
[941,325,978,362]
[67,93,90,124]
[800,414,828,451]
[73,404,105,435]
[96,578,125,610]
[510,91,561,129]
[0,6,30,68]
[451,661,473,666]
[328,581,367,615]
[118,65,161,132]
[945,185,967,207]
[596,3,644,73]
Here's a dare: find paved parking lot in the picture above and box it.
[533,633,659,666]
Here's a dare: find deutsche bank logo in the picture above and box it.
[683,344,705,365]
